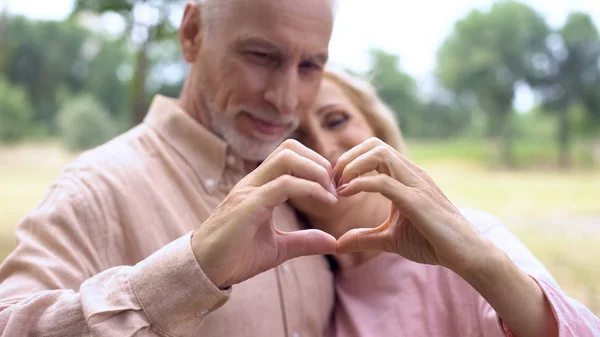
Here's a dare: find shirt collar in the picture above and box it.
[144,95,228,191]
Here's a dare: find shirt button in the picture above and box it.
[196,309,209,317]
[226,155,236,167]
[204,179,215,191]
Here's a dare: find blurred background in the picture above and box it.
[0,0,599,315]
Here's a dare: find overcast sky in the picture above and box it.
[6,0,600,110]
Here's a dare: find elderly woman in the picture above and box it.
[291,70,600,337]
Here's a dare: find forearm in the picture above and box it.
[459,242,558,337]
[0,234,229,336]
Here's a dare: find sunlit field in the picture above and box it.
[1,141,599,315]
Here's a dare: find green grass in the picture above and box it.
[408,138,596,168]
[409,139,600,315]
[418,162,600,314]
[514,228,600,314]
[0,141,599,315]
[424,164,600,219]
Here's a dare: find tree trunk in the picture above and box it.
[557,108,571,169]
[131,42,150,125]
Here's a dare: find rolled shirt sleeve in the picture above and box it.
[462,208,600,337]
[128,233,230,335]
[0,177,229,337]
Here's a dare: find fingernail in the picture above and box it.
[336,183,349,193]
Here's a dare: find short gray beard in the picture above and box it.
[210,111,289,162]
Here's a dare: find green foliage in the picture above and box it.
[535,12,600,167]
[57,95,118,151]
[0,16,131,134]
[512,110,555,140]
[414,102,473,139]
[367,49,420,128]
[1,17,86,131]
[407,139,488,164]
[72,0,183,124]
[73,0,180,40]
[437,1,549,105]
[0,77,33,143]
[408,137,594,169]
[436,0,550,166]
[365,49,472,139]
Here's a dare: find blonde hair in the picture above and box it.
[322,69,408,155]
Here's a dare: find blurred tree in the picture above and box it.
[0,5,8,55]
[145,38,187,107]
[417,100,473,139]
[366,49,422,137]
[366,49,472,138]
[0,76,33,143]
[83,39,132,122]
[0,16,130,134]
[58,95,118,151]
[1,17,87,131]
[72,0,181,125]
[536,12,600,168]
[436,0,549,167]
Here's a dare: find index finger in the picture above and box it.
[262,139,333,175]
[334,137,391,184]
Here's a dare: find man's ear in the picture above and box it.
[179,2,203,63]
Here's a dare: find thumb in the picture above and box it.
[277,229,337,262]
[336,226,389,254]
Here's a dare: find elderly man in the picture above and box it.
[0,0,339,336]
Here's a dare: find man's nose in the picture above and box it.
[263,68,300,116]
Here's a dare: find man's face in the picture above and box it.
[186,0,334,161]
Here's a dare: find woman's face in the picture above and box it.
[292,78,376,219]
[295,78,375,166]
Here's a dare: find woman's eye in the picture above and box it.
[324,113,349,129]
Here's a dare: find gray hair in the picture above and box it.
[194,0,338,30]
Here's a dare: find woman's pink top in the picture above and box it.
[329,209,600,337]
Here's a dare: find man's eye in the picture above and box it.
[250,52,268,59]
[246,51,276,66]
[300,61,321,71]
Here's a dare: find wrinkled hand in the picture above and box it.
[334,138,488,274]
[192,140,338,289]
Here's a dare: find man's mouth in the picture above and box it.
[243,111,291,138]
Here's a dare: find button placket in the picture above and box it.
[279,261,303,337]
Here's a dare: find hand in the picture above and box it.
[334,137,490,274]
[191,140,338,289]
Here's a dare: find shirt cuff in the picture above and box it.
[498,317,516,337]
[130,232,230,336]
[496,275,560,337]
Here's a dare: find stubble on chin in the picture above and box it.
[210,116,279,161]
